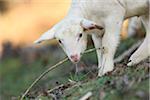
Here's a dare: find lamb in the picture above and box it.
[35,0,149,77]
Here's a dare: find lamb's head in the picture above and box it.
[34,18,103,63]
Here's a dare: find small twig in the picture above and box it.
[79,91,92,100]
[47,82,76,93]
[83,48,101,54]
[20,48,100,100]
[114,40,142,63]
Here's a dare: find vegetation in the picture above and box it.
[0,38,149,100]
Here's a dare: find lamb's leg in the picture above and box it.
[98,15,124,77]
[127,15,150,66]
[92,33,103,73]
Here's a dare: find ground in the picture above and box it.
[28,59,149,100]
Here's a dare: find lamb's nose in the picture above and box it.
[70,54,79,63]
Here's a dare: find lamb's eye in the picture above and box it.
[79,33,82,38]
[58,40,62,44]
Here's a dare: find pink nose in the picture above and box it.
[70,54,79,62]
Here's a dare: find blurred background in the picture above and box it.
[0,0,71,51]
[0,0,147,100]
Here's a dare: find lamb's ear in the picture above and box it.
[34,27,56,44]
[80,19,104,31]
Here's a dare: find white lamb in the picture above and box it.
[35,0,149,77]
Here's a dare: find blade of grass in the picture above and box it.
[20,57,69,100]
